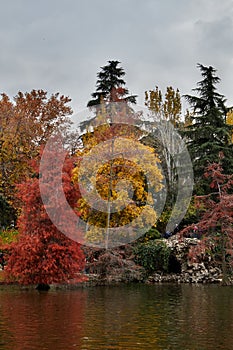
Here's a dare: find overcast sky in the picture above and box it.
[1,0,233,114]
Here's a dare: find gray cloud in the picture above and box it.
[0,0,233,111]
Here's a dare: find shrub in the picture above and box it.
[138,227,162,243]
[133,240,171,274]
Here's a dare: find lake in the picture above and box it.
[0,284,232,349]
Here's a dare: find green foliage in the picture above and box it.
[0,229,19,245]
[183,64,233,191]
[134,240,171,273]
[87,60,137,107]
[156,206,172,233]
[139,227,162,242]
[182,198,199,227]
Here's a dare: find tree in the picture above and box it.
[4,148,85,288]
[144,85,194,235]
[226,109,233,143]
[87,60,137,107]
[145,86,182,127]
[73,109,164,248]
[183,64,233,191]
[0,90,72,208]
[145,86,183,204]
[181,161,233,284]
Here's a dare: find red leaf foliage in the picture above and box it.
[4,147,85,285]
[181,162,233,263]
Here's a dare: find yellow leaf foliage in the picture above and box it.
[226,110,233,143]
[73,121,164,245]
[145,86,182,127]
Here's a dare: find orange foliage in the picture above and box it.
[0,90,72,205]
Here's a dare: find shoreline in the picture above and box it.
[0,272,229,291]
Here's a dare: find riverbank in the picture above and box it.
[1,237,232,290]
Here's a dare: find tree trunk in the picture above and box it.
[36,283,50,291]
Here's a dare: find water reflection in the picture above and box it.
[0,289,87,350]
[81,285,233,350]
[0,284,232,350]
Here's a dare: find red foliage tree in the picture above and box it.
[181,161,233,283]
[4,146,85,287]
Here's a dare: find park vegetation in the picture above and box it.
[0,60,232,287]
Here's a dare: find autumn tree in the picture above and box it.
[183,64,233,192]
[4,147,85,288]
[145,86,182,127]
[0,90,72,209]
[226,109,233,143]
[73,104,164,249]
[181,161,233,284]
[144,86,185,209]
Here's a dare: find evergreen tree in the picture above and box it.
[87,60,137,107]
[183,63,233,193]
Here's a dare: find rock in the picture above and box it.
[143,237,225,284]
[83,239,230,285]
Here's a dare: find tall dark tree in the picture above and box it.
[87,60,137,107]
[183,63,233,193]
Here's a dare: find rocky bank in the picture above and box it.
[82,237,232,286]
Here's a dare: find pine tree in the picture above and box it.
[87,60,137,107]
[183,63,233,192]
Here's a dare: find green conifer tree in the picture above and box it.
[87,60,137,107]
[183,63,233,193]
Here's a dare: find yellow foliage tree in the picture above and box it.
[145,86,182,127]
[226,109,233,143]
[145,86,183,205]
[73,117,164,248]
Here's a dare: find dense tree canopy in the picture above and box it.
[1,60,232,285]
[73,119,164,248]
[0,90,72,206]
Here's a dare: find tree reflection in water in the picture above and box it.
[0,285,233,350]
[0,289,87,350]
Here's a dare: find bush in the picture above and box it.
[138,227,162,242]
[133,240,171,274]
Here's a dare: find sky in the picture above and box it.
[1,0,233,115]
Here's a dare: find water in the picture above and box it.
[0,284,232,350]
